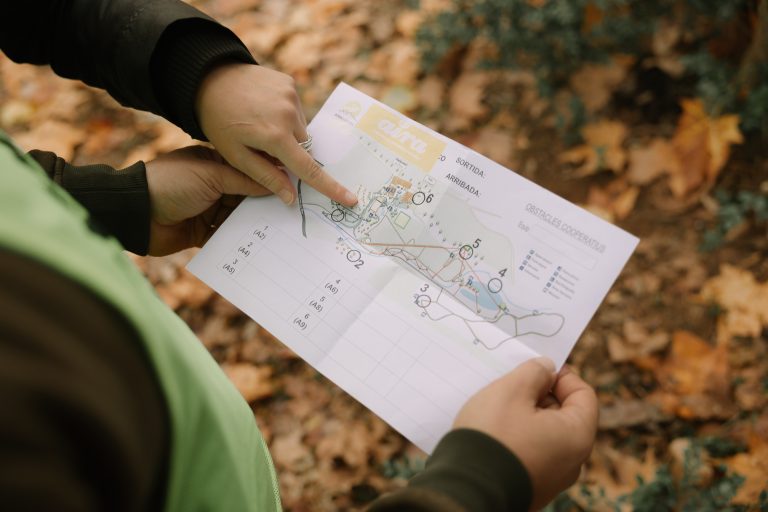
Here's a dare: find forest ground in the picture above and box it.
[1,0,766,510]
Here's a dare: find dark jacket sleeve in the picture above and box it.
[1,0,256,139]
[28,150,151,255]
[2,0,259,253]
[369,429,533,512]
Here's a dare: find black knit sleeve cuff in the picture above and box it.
[406,429,533,512]
[150,17,257,140]
[28,150,150,255]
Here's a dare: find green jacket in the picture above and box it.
[0,132,281,511]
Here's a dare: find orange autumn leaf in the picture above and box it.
[700,264,768,339]
[585,178,639,222]
[651,330,734,420]
[270,430,313,472]
[395,10,424,37]
[366,39,421,86]
[582,2,604,33]
[658,331,729,395]
[627,137,680,185]
[418,75,445,111]
[570,442,657,511]
[725,434,768,505]
[669,98,743,197]
[276,32,324,74]
[560,120,628,175]
[448,71,490,129]
[222,363,275,402]
[651,20,684,76]
[570,56,633,114]
[468,126,514,166]
[13,120,86,161]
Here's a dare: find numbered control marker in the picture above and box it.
[220,255,244,277]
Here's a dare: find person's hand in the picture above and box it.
[144,145,270,256]
[454,358,598,511]
[195,63,358,207]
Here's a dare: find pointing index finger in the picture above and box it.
[276,139,358,207]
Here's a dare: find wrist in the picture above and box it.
[408,428,533,512]
[150,18,256,140]
[195,61,250,138]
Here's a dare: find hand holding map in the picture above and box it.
[188,83,637,452]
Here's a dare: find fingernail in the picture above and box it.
[278,190,294,205]
[533,357,556,373]
[343,189,358,205]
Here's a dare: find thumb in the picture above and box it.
[500,357,557,406]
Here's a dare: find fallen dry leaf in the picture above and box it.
[13,119,86,161]
[669,98,743,197]
[316,419,372,469]
[449,72,490,127]
[700,264,768,340]
[599,399,670,430]
[584,178,639,222]
[571,441,658,512]
[156,269,214,310]
[607,320,669,363]
[34,86,90,122]
[276,32,324,74]
[365,39,421,86]
[669,438,714,487]
[310,0,354,22]
[235,17,286,56]
[395,10,423,38]
[120,120,195,167]
[570,57,632,114]
[650,20,685,76]
[381,85,418,113]
[222,363,276,402]
[725,434,768,505]
[734,364,768,411]
[420,0,454,13]
[0,99,35,129]
[417,75,445,111]
[467,126,514,166]
[560,120,628,175]
[581,2,604,34]
[271,430,315,472]
[204,0,261,18]
[319,27,365,72]
[651,330,735,420]
[284,3,314,33]
[627,137,680,185]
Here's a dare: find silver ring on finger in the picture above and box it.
[298,134,313,151]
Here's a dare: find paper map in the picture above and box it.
[188,83,639,452]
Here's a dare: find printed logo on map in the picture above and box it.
[340,101,362,119]
[356,104,446,172]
